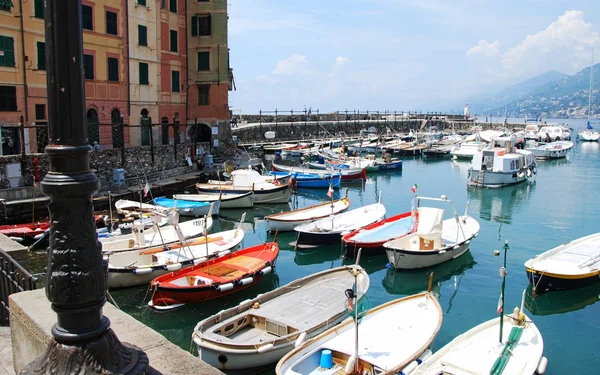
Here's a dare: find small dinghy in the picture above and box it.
[272,163,366,181]
[148,240,278,309]
[524,232,600,293]
[174,191,254,209]
[100,210,213,253]
[114,199,170,216]
[265,196,350,232]
[294,201,386,245]
[154,196,221,217]
[106,214,245,288]
[196,169,291,204]
[192,264,370,371]
[271,170,342,189]
[276,288,443,375]
[384,195,480,270]
[342,211,414,258]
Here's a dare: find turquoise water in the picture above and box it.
[112,119,600,374]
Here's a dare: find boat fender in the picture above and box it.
[518,171,525,178]
[438,250,446,254]
[260,266,272,275]
[418,349,433,363]
[216,282,234,292]
[527,169,532,178]
[399,361,418,375]
[193,257,207,265]
[217,250,231,257]
[133,267,153,275]
[536,356,548,374]
[238,299,253,311]
[294,332,307,347]
[257,343,274,353]
[345,356,356,374]
[533,165,537,175]
[9,237,23,243]
[165,263,182,271]
[239,277,254,285]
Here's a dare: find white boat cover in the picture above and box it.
[417,207,444,241]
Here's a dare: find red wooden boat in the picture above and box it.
[0,215,104,240]
[342,211,415,258]
[148,242,279,310]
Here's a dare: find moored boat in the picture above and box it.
[114,199,170,217]
[106,214,245,288]
[154,196,221,217]
[192,264,370,371]
[174,191,254,209]
[467,136,537,188]
[196,169,291,204]
[384,195,480,269]
[272,163,366,181]
[265,196,350,232]
[276,291,443,375]
[148,240,278,309]
[525,140,573,159]
[524,232,600,293]
[342,211,414,258]
[294,202,386,245]
[271,170,342,189]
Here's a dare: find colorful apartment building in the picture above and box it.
[0,0,231,154]
[187,0,232,139]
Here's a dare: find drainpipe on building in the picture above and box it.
[184,0,189,130]
[124,0,131,121]
[18,0,29,159]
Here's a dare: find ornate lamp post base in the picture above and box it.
[22,329,151,374]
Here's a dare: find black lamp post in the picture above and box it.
[21,1,150,373]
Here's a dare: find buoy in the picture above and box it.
[527,169,532,177]
[294,332,307,347]
[418,349,433,363]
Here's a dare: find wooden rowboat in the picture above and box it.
[192,265,370,371]
[173,191,254,209]
[272,163,366,181]
[265,197,350,232]
[148,241,279,309]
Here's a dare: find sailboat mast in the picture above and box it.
[589,49,594,122]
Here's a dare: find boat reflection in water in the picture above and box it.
[382,252,476,312]
[467,182,535,224]
[525,283,600,316]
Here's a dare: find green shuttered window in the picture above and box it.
[83,54,94,79]
[171,70,180,92]
[197,51,210,71]
[34,0,44,19]
[37,42,45,70]
[0,35,15,67]
[139,62,149,85]
[108,57,119,81]
[138,25,147,46]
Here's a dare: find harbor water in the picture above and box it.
[112,118,599,374]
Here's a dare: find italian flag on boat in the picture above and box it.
[411,183,418,193]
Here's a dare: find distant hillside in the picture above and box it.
[474,64,600,119]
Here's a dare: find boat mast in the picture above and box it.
[589,49,594,123]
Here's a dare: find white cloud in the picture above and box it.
[467,40,500,57]
[254,74,277,84]
[272,54,314,76]
[502,10,600,75]
[333,56,349,67]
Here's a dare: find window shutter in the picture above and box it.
[37,41,45,70]
[191,16,198,37]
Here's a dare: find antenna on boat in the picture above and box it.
[272,229,279,244]
[494,240,510,343]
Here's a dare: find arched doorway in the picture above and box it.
[86,108,99,145]
[111,109,123,148]
[140,108,150,146]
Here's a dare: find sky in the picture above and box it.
[227,0,600,114]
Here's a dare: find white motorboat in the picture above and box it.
[294,202,386,245]
[265,196,350,232]
[196,169,291,204]
[525,232,600,293]
[192,265,370,371]
[409,312,547,375]
[276,291,443,375]
[114,199,170,217]
[100,211,212,253]
[524,123,540,140]
[384,195,480,269]
[450,141,486,160]
[173,191,254,209]
[153,197,221,217]
[538,125,568,142]
[525,140,573,159]
[467,136,537,188]
[106,214,245,288]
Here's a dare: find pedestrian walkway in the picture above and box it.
[0,327,15,375]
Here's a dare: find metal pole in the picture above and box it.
[498,240,509,343]
[22,1,149,373]
[148,116,154,164]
